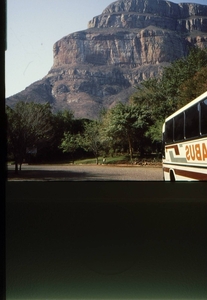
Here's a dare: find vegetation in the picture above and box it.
[80,120,102,164]
[131,47,207,142]
[6,48,207,170]
[59,132,82,164]
[74,155,130,165]
[100,102,152,161]
[132,48,207,109]
[6,102,53,173]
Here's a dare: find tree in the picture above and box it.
[50,110,74,159]
[132,47,207,120]
[59,132,82,163]
[81,120,102,164]
[158,48,207,110]
[130,78,169,120]
[131,47,207,152]
[59,120,102,164]
[6,102,53,173]
[177,66,207,108]
[101,102,151,161]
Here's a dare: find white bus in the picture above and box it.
[162,91,207,181]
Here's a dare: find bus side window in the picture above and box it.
[185,103,200,139]
[165,119,173,144]
[174,113,184,141]
[200,98,207,135]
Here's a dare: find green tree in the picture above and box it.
[159,48,207,111]
[50,110,74,158]
[81,120,102,164]
[101,102,151,161]
[131,47,207,151]
[132,47,207,120]
[59,132,82,163]
[130,78,168,120]
[6,102,53,173]
[177,66,207,108]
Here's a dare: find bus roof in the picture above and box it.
[165,91,207,122]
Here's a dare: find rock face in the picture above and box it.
[7,0,207,119]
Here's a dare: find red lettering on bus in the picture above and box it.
[185,145,190,160]
[202,143,207,160]
[189,145,195,160]
[186,142,207,161]
[195,144,202,160]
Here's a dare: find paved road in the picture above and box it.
[7,164,163,181]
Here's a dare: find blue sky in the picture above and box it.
[5,0,206,97]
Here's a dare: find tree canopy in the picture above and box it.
[100,102,152,160]
[130,47,207,143]
[6,102,53,172]
[132,47,207,119]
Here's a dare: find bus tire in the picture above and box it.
[170,170,175,182]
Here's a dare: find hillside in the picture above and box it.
[6,0,207,119]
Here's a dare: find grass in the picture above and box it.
[7,154,162,166]
[74,155,130,165]
[74,154,162,165]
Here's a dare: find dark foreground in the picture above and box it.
[6,181,207,299]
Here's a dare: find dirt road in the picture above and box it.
[7,163,163,181]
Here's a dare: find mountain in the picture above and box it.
[6,0,207,119]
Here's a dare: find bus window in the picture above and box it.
[165,118,173,143]
[174,113,184,141]
[200,98,207,135]
[185,103,199,139]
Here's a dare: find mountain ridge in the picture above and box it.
[7,0,207,119]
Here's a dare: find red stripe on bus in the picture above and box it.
[174,169,207,180]
[165,145,180,155]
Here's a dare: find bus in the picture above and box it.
[162,91,207,181]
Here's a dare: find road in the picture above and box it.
[7,163,163,181]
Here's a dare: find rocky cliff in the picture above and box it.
[7,0,207,119]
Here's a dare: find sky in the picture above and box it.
[5,0,207,98]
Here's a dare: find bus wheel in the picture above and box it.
[170,170,175,182]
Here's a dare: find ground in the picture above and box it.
[7,163,163,181]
